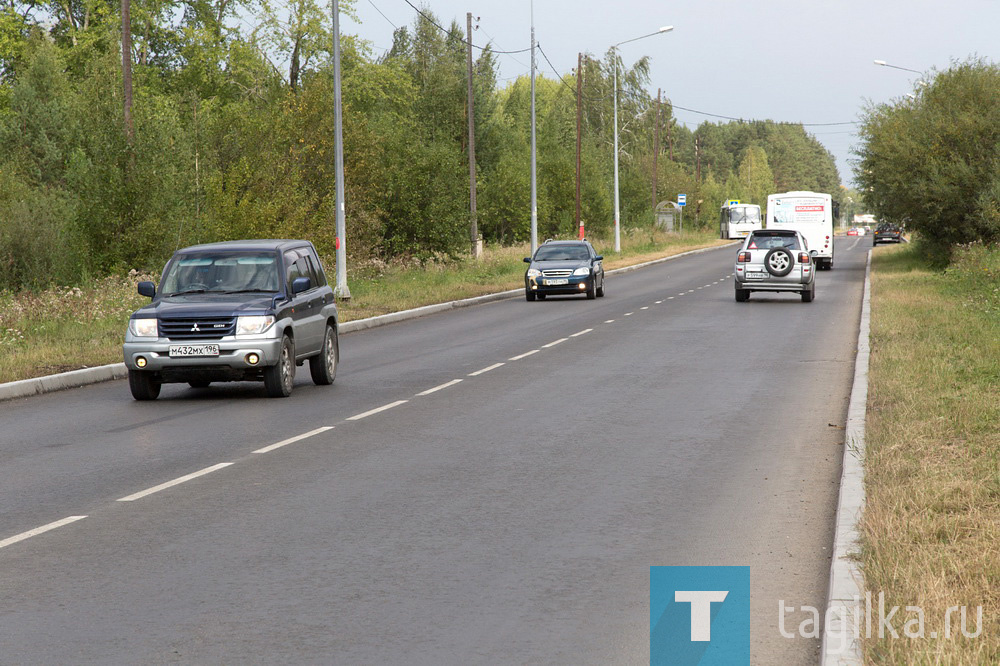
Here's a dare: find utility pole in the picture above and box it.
[466,13,480,258]
[529,2,537,254]
[695,135,701,183]
[652,88,660,211]
[332,0,350,299]
[575,52,582,239]
[667,108,673,161]
[121,0,133,142]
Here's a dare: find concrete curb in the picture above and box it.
[0,241,738,403]
[820,249,871,665]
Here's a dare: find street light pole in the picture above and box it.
[873,60,921,74]
[332,0,350,299]
[529,1,537,254]
[611,26,673,253]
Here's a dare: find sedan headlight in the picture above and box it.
[236,315,276,336]
[526,268,541,278]
[572,267,591,276]
[128,318,158,338]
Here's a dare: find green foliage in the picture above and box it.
[856,59,1000,263]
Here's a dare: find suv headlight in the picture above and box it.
[129,318,158,338]
[526,268,541,278]
[572,267,590,276]
[236,315,276,336]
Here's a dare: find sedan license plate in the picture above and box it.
[745,272,769,279]
[169,344,220,357]
[545,278,569,285]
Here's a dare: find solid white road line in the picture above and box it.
[468,363,505,376]
[570,328,593,337]
[254,426,334,454]
[117,463,233,502]
[346,400,409,421]
[416,379,464,395]
[0,516,87,550]
[542,338,568,348]
[509,350,540,361]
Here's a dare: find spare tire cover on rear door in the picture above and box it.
[764,247,794,277]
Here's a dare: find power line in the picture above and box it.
[536,43,611,103]
[367,0,398,29]
[399,0,531,54]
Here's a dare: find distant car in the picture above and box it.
[734,229,816,303]
[123,239,339,400]
[524,240,605,301]
[847,227,859,236]
[873,223,903,245]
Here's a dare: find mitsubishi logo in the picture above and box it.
[191,323,201,332]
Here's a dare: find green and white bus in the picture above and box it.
[719,201,763,240]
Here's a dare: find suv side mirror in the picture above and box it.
[138,281,156,298]
[523,257,532,263]
[291,276,312,294]
[594,255,603,261]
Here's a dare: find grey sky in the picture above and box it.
[344,0,999,188]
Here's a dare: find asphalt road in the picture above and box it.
[0,237,870,664]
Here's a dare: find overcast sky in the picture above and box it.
[343,0,998,188]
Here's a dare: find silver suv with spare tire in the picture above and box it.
[123,239,339,400]
[734,229,816,303]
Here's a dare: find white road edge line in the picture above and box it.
[509,350,540,361]
[570,328,593,337]
[254,426,334,454]
[416,379,464,395]
[117,463,234,502]
[542,338,568,348]
[468,363,505,377]
[346,400,409,421]
[0,516,87,550]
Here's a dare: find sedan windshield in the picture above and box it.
[533,245,590,261]
[161,252,281,295]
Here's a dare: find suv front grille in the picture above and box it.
[541,269,573,278]
[160,317,236,340]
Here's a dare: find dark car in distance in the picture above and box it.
[123,239,339,400]
[873,223,903,245]
[523,240,605,301]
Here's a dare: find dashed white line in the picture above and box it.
[604,319,615,324]
[655,300,662,304]
[640,306,649,310]
[696,287,703,290]
[468,363,505,376]
[0,516,87,550]
[118,463,234,502]
[687,290,695,293]
[542,338,568,348]
[704,284,712,288]
[416,379,464,396]
[509,350,540,361]
[667,296,675,300]
[254,426,333,454]
[347,400,409,421]
[678,293,685,296]
[570,328,593,337]
[624,312,634,316]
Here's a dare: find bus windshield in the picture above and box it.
[728,207,760,224]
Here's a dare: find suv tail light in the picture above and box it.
[737,251,751,263]
[799,252,811,264]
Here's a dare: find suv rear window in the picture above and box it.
[747,234,801,251]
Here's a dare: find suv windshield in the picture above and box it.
[533,245,590,261]
[161,252,281,295]
[748,234,802,251]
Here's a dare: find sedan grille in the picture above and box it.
[541,269,573,278]
[160,317,236,340]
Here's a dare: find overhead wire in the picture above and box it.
[400,0,531,54]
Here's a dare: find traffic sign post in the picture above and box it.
[677,194,686,232]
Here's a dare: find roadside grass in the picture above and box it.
[862,242,1000,664]
[0,230,728,384]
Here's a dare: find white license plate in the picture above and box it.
[745,272,769,279]
[545,278,569,285]
[169,344,220,357]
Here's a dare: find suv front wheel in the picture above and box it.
[129,369,161,400]
[264,335,295,397]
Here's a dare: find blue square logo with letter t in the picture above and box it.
[650,566,750,665]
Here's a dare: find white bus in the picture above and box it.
[719,202,763,239]
[766,191,835,270]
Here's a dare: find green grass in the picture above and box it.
[0,230,728,384]
[862,242,1000,664]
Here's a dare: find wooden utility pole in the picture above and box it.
[466,13,479,258]
[667,110,673,161]
[695,135,701,183]
[652,88,660,210]
[121,0,133,142]
[575,52,582,237]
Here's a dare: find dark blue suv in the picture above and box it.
[523,240,605,301]
[123,240,339,400]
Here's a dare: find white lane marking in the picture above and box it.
[655,300,662,304]
[667,296,675,300]
[677,292,685,296]
[570,328,593,337]
[254,426,333,454]
[542,338,568,348]
[347,400,409,420]
[624,312,634,316]
[687,290,695,293]
[117,463,233,502]
[604,319,615,324]
[416,379,464,396]
[468,363,505,376]
[696,287,703,290]
[0,516,87,550]
[509,350,540,361]
[704,284,712,288]
[640,306,649,310]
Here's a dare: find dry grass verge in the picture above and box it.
[862,242,999,664]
